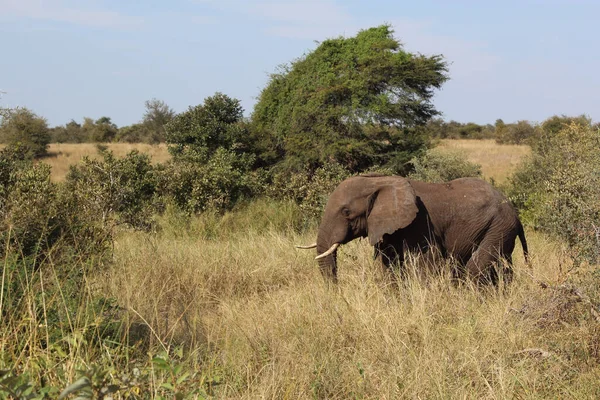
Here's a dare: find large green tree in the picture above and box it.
[251,25,449,173]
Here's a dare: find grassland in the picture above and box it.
[103,206,599,398]
[438,139,531,183]
[41,143,170,181]
[3,140,599,398]
[37,139,531,183]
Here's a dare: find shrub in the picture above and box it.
[267,162,351,220]
[0,150,60,261]
[408,147,482,183]
[0,107,50,158]
[0,145,113,263]
[65,148,159,230]
[541,114,592,135]
[509,122,600,264]
[156,148,259,213]
[165,93,246,162]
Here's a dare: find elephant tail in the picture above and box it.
[517,221,529,265]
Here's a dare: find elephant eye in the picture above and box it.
[341,208,351,217]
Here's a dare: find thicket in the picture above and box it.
[509,122,600,264]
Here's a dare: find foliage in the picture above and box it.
[251,24,448,173]
[65,147,158,230]
[408,147,482,183]
[142,98,175,143]
[156,148,259,214]
[115,123,151,143]
[541,114,592,135]
[426,118,495,140]
[0,107,50,158]
[116,99,176,144]
[165,92,247,162]
[509,122,600,264]
[495,119,536,145]
[267,162,351,220]
[86,117,119,142]
[49,120,85,143]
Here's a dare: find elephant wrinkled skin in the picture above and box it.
[299,174,528,285]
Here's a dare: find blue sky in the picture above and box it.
[1,0,598,127]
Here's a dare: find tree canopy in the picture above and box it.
[251,25,449,173]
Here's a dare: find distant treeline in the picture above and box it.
[426,115,598,143]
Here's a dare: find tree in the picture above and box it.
[165,92,247,162]
[90,117,118,142]
[541,114,591,134]
[251,25,449,173]
[50,120,84,143]
[0,107,50,158]
[116,123,150,143]
[495,120,536,144]
[142,98,175,143]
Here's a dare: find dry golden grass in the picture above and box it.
[437,139,531,183]
[34,139,528,183]
[102,211,600,398]
[40,143,171,181]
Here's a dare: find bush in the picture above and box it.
[509,122,600,264]
[165,93,247,162]
[156,148,260,214]
[0,107,50,158]
[0,145,113,264]
[267,163,351,220]
[408,148,482,183]
[65,148,159,230]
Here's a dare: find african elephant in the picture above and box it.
[297,174,528,285]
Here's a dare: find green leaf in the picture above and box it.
[58,377,91,399]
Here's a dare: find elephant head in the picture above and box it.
[299,175,419,281]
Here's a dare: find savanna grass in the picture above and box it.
[98,203,600,398]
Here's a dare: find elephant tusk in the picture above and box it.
[315,243,340,260]
[296,243,317,249]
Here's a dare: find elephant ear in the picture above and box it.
[367,178,418,246]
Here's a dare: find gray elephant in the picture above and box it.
[298,174,528,285]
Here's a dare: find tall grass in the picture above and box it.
[2,141,599,398]
[97,203,597,398]
[2,200,599,397]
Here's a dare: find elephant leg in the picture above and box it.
[465,238,501,285]
[375,242,404,278]
[501,254,514,286]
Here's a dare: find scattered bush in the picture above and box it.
[408,147,482,183]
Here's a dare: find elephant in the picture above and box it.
[297,174,528,285]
